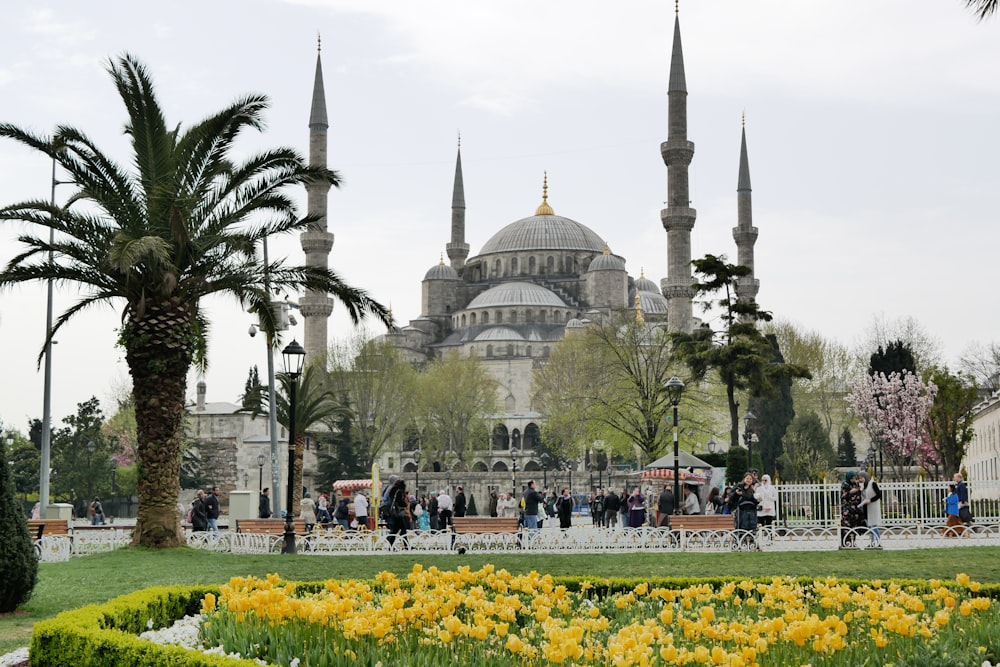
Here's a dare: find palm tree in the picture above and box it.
[244,363,350,517]
[0,55,389,547]
[966,0,998,19]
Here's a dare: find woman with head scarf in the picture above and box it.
[754,474,778,528]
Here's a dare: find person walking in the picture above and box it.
[556,487,574,529]
[488,488,499,517]
[299,492,316,532]
[954,472,973,525]
[334,495,351,531]
[454,486,467,518]
[604,488,619,529]
[729,472,759,547]
[191,490,209,532]
[858,471,882,549]
[521,480,545,530]
[416,495,430,531]
[427,491,439,531]
[386,479,410,550]
[656,486,674,528]
[682,486,700,515]
[315,493,332,525]
[437,488,454,530]
[706,487,724,515]
[755,475,777,528]
[204,486,221,534]
[497,492,517,519]
[945,483,965,536]
[89,497,105,525]
[258,488,272,519]
[839,471,865,549]
[619,488,630,528]
[627,487,646,528]
[354,490,369,531]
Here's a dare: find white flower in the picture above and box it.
[290,659,301,667]
[146,618,154,630]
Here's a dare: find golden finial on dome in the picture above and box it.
[675,0,679,16]
[742,110,745,128]
[457,131,461,149]
[317,32,322,53]
[603,243,610,256]
[640,266,646,278]
[439,253,445,265]
[635,291,645,324]
[535,172,555,216]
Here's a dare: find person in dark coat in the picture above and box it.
[657,486,674,528]
[454,486,467,517]
[556,488,574,529]
[204,486,221,534]
[840,471,865,549]
[488,488,499,517]
[729,472,759,536]
[603,489,620,528]
[387,479,410,549]
[258,488,272,519]
[191,490,209,532]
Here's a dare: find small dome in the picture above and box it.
[565,318,585,328]
[589,253,626,272]
[424,260,459,281]
[634,273,659,293]
[467,282,567,309]
[474,327,526,342]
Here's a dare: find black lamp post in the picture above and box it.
[281,339,306,555]
[257,454,266,492]
[243,472,250,489]
[594,441,605,490]
[413,449,422,495]
[743,411,757,471]
[665,376,685,514]
[707,437,717,454]
[541,453,550,489]
[511,447,519,492]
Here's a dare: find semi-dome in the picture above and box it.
[474,327,526,342]
[637,290,669,314]
[565,318,585,329]
[424,259,459,281]
[478,214,606,255]
[467,281,567,309]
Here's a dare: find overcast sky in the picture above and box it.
[1,1,997,435]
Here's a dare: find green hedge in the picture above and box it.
[30,574,1000,666]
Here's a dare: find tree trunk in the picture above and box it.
[125,299,195,548]
[291,434,305,518]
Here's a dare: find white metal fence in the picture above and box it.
[776,480,1000,528]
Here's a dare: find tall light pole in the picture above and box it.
[40,150,67,519]
[743,411,757,471]
[594,440,605,490]
[665,376,685,514]
[511,447,519,492]
[413,449,422,495]
[281,339,305,555]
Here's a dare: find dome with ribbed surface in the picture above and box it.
[474,327,525,342]
[565,318,585,328]
[478,215,606,255]
[589,253,626,272]
[638,290,669,314]
[467,282,566,309]
[424,262,459,280]
[635,274,659,293]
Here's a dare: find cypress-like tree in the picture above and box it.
[0,432,38,612]
[869,340,916,377]
[836,427,858,467]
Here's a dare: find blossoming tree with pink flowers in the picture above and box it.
[847,370,938,480]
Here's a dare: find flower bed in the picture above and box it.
[31,568,1000,666]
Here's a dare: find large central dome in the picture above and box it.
[478,214,606,255]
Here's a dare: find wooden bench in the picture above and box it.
[27,519,71,540]
[671,514,733,531]
[235,519,308,535]
[452,517,519,534]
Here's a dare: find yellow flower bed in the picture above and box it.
[200,566,1000,666]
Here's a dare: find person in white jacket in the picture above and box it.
[754,474,778,528]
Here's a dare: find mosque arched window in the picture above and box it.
[470,312,476,326]
[496,311,503,324]
[511,257,518,274]
[492,423,510,449]
[482,311,489,324]
[495,259,502,277]
[539,311,546,324]
[509,311,517,324]
[486,344,493,358]
[461,314,466,327]
[507,344,514,356]
[528,256,536,274]
[546,256,554,274]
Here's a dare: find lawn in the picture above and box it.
[3,545,1000,655]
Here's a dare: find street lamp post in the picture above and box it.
[86,441,95,500]
[743,411,757,471]
[281,339,306,555]
[243,472,250,489]
[541,453,550,489]
[257,454,266,492]
[665,376,685,514]
[594,441,605,490]
[511,447,519,492]
[413,449,422,495]
[707,437,717,454]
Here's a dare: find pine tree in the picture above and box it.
[0,430,38,612]
[836,427,857,467]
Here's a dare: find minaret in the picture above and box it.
[660,2,696,333]
[733,114,760,307]
[300,36,336,358]
[445,134,469,272]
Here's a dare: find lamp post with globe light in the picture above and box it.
[257,454,266,492]
[665,376,685,514]
[413,449,422,495]
[280,340,306,555]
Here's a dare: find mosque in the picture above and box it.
[371,10,759,472]
[186,8,762,497]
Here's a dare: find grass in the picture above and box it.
[3,545,1000,655]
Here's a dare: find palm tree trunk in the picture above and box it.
[125,299,195,548]
[291,434,305,518]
